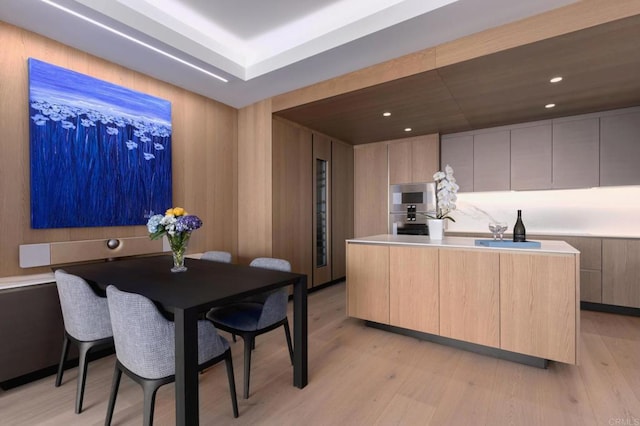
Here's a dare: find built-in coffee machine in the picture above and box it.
[389,182,436,235]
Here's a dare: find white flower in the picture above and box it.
[431,164,458,222]
[433,171,445,181]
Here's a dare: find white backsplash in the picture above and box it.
[447,186,640,238]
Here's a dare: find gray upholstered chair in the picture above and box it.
[201,250,232,263]
[206,257,294,399]
[54,269,113,414]
[105,285,238,426]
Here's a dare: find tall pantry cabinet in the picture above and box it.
[272,117,354,287]
[354,134,440,237]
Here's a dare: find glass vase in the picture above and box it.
[168,233,191,272]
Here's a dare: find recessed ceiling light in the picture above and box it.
[383,112,391,117]
[545,103,556,109]
[550,76,563,83]
[404,127,412,132]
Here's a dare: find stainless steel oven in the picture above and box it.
[389,182,435,235]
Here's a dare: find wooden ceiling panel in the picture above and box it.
[275,15,640,144]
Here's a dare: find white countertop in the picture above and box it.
[347,235,580,255]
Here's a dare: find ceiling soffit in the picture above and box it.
[275,14,640,144]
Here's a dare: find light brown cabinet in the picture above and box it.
[346,243,389,323]
[273,119,354,287]
[388,134,439,184]
[346,240,579,364]
[500,252,577,364]
[332,140,354,280]
[439,249,500,348]
[354,143,388,237]
[389,246,439,334]
[602,239,640,308]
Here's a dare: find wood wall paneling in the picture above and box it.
[500,252,577,364]
[354,143,389,237]
[435,0,640,68]
[389,246,439,334]
[0,21,238,277]
[272,0,640,113]
[331,139,354,280]
[272,49,437,113]
[272,118,313,283]
[237,99,273,264]
[439,249,500,348]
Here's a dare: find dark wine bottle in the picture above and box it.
[513,210,526,242]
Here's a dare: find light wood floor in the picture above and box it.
[1,281,639,425]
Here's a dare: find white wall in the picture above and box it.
[448,186,640,238]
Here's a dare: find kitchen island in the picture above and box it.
[346,235,580,366]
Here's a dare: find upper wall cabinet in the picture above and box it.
[440,135,473,192]
[600,111,640,186]
[441,107,640,192]
[473,131,510,192]
[552,117,599,189]
[510,124,552,190]
[354,143,388,237]
[388,134,439,184]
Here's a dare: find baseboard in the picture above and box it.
[365,320,549,369]
[581,302,640,317]
[0,347,114,390]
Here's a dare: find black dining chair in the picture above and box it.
[54,269,114,414]
[206,257,294,399]
[105,285,238,426]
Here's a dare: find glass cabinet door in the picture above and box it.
[316,159,328,267]
[313,133,332,286]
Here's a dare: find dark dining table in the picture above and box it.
[61,255,308,425]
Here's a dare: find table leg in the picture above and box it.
[293,275,308,388]
[174,308,200,425]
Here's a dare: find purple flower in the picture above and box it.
[174,215,203,232]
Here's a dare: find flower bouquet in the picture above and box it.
[426,165,459,239]
[147,207,202,272]
[429,164,459,222]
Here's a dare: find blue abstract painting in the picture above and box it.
[28,58,172,228]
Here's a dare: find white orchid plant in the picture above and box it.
[429,164,459,222]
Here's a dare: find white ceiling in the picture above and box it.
[0,0,577,108]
